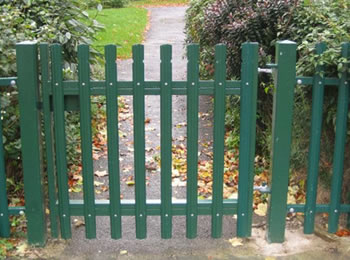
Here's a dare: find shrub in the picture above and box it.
[185,0,350,170]
[286,0,350,171]
[0,0,102,178]
[186,0,297,155]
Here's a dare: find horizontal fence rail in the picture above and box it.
[0,40,350,247]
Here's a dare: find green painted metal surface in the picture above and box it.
[51,44,72,239]
[267,41,297,243]
[68,199,238,216]
[237,43,259,238]
[0,94,10,238]
[186,44,200,239]
[105,45,122,239]
[160,45,173,239]
[39,43,59,238]
[0,77,16,87]
[211,44,226,238]
[46,80,241,98]
[133,45,147,239]
[304,43,326,234]
[7,41,350,244]
[16,42,47,246]
[328,43,350,233]
[78,45,97,239]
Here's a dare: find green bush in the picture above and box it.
[185,0,296,155]
[185,0,350,171]
[0,0,102,178]
[287,0,350,171]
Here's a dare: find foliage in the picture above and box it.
[186,0,297,154]
[185,0,215,45]
[130,0,188,6]
[287,0,350,77]
[185,0,350,168]
[87,7,148,58]
[287,0,350,171]
[82,0,129,8]
[0,239,14,257]
[0,0,102,76]
[0,0,102,178]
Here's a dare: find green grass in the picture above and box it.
[88,8,148,59]
[130,0,188,6]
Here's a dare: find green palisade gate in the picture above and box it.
[0,40,348,245]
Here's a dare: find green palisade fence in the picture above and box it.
[0,41,349,246]
[267,41,350,242]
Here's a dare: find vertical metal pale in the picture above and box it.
[267,40,297,243]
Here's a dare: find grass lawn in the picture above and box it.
[131,0,188,6]
[88,7,148,59]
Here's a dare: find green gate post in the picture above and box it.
[16,42,47,246]
[267,40,296,243]
[237,42,259,238]
[0,97,10,238]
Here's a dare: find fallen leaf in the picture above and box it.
[120,250,128,255]
[254,203,268,216]
[95,170,108,177]
[74,219,85,228]
[16,243,28,255]
[229,237,243,247]
[94,181,104,187]
[336,229,350,237]
[70,186,82,193]
[145,118,151,124]
[126,180,135,186]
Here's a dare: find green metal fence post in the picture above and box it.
[160,44,173,239]
[39,43,59,238]
[186,44,200,239]
[0,98,10,238]
[328,42,350,233]
[211,44,226,238]
[133,44,147,239]
[237,42,259,238]
[51,44,72,239]
[267,40,296,243]
[16,41,47,246]
[105,45,122,239]
[304,42,326,234]
[78,45,97,239]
